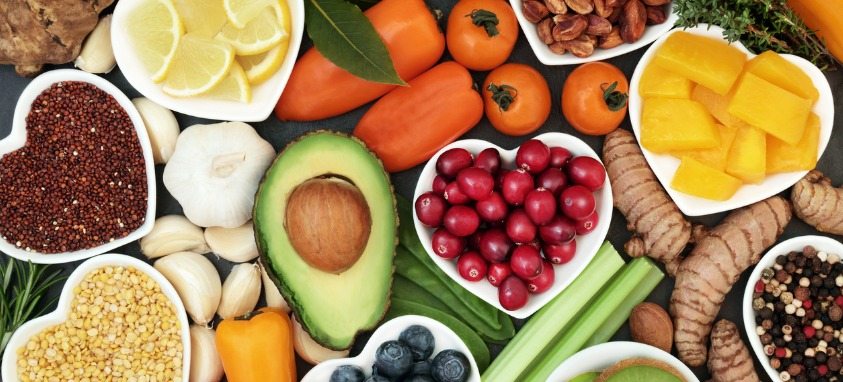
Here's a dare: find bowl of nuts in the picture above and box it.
[512,0,677,65]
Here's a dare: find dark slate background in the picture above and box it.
[0,1,841,380]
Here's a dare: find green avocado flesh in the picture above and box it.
[570,372,599,382]
[603,366,682,382]
[254,131,396,350]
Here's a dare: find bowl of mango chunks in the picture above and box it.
[628,24,834,217]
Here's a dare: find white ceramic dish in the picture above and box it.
[0,254,191,382]
[548,341,700,381]
[742,235,843,382]
[629,24,834,216]
[0,69,156,264]
[413,132,612,319]
[510,1,678,66]
[302,315,480,382]
[111,0,305,122]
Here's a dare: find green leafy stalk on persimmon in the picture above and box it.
[468,9,500,37]
[602,81,628,112]
[487,83,517,111]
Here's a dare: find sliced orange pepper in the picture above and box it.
[216,308,295,382]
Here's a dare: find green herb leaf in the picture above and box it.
[347,0,379,10]
[305,0,406,85]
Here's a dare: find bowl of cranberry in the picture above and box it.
[412,133,612,318]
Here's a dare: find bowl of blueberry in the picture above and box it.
[302,315,480,382]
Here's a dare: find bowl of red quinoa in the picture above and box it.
[0,69,156,264]
[744,235,843,382]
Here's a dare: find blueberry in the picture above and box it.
[404,375,436,382]
[411,360,431,376]
[399,325,435,361]
[431,350,470,382]
[364,375,390,382]
[375,340,414,378]
[330,365,366,382]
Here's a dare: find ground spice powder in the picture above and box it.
[0,81,148,253]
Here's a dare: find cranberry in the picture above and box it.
[539,215,576,244]
[501,169,534,206]
[487,262,512,287]
[496,169,510,190]
[575,211,599,235]
[544,240,576,264]
[516,139,551,174]
[478,228,512,263]
[431,229,465,259]
[506,209,537,243]
[549,146,573,168]
[567,156,606,191]
[524,188,557,226]
[443,205,480,237]
[537,168,567,196]
[457,167,494,201]
[436,148,473,178]
[443,181,471,205]
[468,231,483,250]
[457,251,488,282]
[499,276,529,311]
[475,148,502,174]
[527,261,555,294]
[560,185,596,220]
[415,192,447,227]
[476,192,508,223]
[510,245,543,280]
[432,175,448,195]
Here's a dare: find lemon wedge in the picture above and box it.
[236,38,289,85]
[206,62,252,103]
[216,2,287,55]
[223,0,274,28]
[127,0,183,82]
[173,0,228,38]
[163,34,235,97]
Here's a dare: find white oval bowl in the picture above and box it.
[742,235,843,382]
[111,0,304,122]
[302,315,480,382]
[629,24,834,216]
[510,1,678,66]
[548,341,700,382]
[0,69,156,264]
[1,254,191,382]
[413,132,612,319]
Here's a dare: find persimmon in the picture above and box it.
[447,0,518,71]
[482,63,551,136]
[562,62,629,136]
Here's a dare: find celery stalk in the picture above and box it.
[481,242,624,382]
[522,257,662,382]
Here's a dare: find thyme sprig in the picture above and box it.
[0,258,65,354]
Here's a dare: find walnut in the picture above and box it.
[552,14,588,41]
[523,0,551,23]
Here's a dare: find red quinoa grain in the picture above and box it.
[0,81,148,253]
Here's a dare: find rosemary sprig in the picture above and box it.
[674,0,836,71]
[0,258,65,354]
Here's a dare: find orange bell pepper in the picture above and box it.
[354,61,484,172]
[216,308,295,382]
[787,0,843,63]
[275,0,445,121]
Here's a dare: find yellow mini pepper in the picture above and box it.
[216,308,296,382]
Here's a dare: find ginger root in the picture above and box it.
[670,196,791,366]
[602,129,692,276]
[791,170,843,235]
[708,320,760,382]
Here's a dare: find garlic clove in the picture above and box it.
[260,262,290,313]
[141,215,210,259]
[154,252,221,326]
[189,325,224,382]
[293,315,349,364]
[74,15,116,74]
[217,262,261,319]
[205,221,259,263]
[132,97,180,164]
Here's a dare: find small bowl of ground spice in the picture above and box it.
[0,69,156,263]
[0,253,190,382]
[744,235,843,382]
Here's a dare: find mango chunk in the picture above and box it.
[690,84,752,129]
[652,32,747,95]
[641,98,718,153]
[672,124,738,171]
[767,113,821,174]
[727,72,811,145]
[639,64,693,99]
[671,157,743,201]
[745,51,819,103]
[726,127,767,183]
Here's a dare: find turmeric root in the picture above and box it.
[602,129,691,277]
[708,319,760,382]
[791,170,843,234]
[670,196,791,367]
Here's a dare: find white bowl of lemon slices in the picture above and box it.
[112,0,304,122]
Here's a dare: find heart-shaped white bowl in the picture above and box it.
[548,341,700,381]
[510,1,678,66]
[1,253,191,382]
[111,0,305,122]
[629,24,834,216]
[0,69,156,264]
[742,235,843,382]
[301,315,481,382]
[413,132,613,319]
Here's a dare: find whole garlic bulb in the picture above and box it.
[154,252,221,326]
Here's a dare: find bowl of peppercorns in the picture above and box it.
[744,235,843,382]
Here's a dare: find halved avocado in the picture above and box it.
[254,131,396,350]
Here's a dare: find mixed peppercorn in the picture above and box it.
[753,245,843,382]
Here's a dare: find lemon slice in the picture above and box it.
[173,0,228,38]
[216,2,287,55]
[163,34,235,97]
[236,39,288,85]
[206,62,252,102]
[127,0,183,82]
[223,0,274,28]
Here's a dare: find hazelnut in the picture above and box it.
[523,0,551,23]
[629,302,673,352]
[552,14,588,41]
